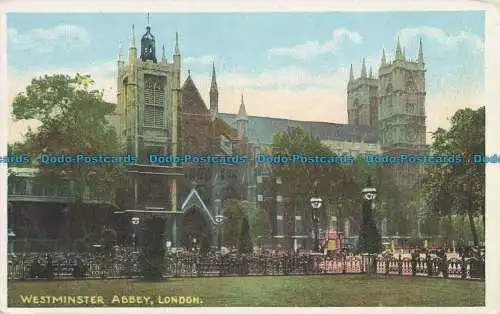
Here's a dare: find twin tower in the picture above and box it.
[347,37,427,190]
[347,37,427,155]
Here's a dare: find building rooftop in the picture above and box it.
[219,113,379,145]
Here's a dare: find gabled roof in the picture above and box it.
[219,113,379,145]
[181,75,210,114]
[181,188,216,225]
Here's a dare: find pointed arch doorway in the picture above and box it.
[180,188,216,253]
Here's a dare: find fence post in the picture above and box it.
[461,256,467,279]
[342,255,346,274]
[443,255,448,278]
[263,256,268,276]
[411,252,417,276]
[398,254,402,276]
[426,253,432,277]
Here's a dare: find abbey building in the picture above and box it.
[110,22,427,250]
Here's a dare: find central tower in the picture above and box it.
[116,21,183,245]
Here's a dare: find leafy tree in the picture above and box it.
[139,217,166,281]
[222,199,246,248]
[423,107,485,246]
[270,126,405,242]
[101,227,117,258]
[238,217,253,254]
[11,74,128,243]
[248,208,267,243]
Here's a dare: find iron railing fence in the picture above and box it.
[8,252,485,281]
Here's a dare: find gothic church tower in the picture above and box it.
[116,23,181,162]
[346,37,427,192]
[378,37,427,191]
[347,59,379,128]
[115,20,183,244]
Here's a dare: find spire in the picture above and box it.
[161,45,166,62]
[418,37,424,64]
[174,32,180,55]
[369,66,373,79]
[349,64,354,81]
[210,62,219,114]
[361,58,367,78]
[211,62,217,89]
[130,24,136,48]
[117,41,123,62]
[395,36,403,61]
[403,48,406,60]
[381,48,386,65]
[237,93,248,119]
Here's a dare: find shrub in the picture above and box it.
[29,260,43,278]
[139,217,166,281]
[238,217,253,254]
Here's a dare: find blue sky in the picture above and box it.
[7,11,485,143]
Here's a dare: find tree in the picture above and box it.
[238,217,253,254]
[423,107,485,246]
[11,74,128,243]
[222,199,246,248]
[139,217,166,281]
[101,227,117,258]
[248,208,267,244]
[270,126,405,242]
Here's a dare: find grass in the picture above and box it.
[8,275,485,307]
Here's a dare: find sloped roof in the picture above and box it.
[181,188,216,225]
[181,75,209,114]
[219,113,379,145]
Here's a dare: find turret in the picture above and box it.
[210,62,219,115]
[349,64,354,82]
[173,32,180,71]
[395,36,403,61]
[140,24,156,63]
[418,37,424,64]
[235,93,248,139]
[161,45,167,63]
[381,48,386,66]
[117,41,124,67]
[128,25,137,68]
[361,58,367,78]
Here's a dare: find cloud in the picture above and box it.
[398,26,484,54]
[8,59,483,145]
[7,24,91,54]
[183,55,216,66]
[268,28,363,59]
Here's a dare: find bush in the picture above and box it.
[238,217,253,254]
[357,197,382,254]
[139,217,166,281]
[29,260,43,278]
[101,228,117,259]
[73,239,87,254]
[72,258,86,278]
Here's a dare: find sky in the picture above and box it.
[6,11,485,144]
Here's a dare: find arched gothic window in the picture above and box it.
[144,75,166,128]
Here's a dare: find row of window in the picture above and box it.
[144,75,167,129]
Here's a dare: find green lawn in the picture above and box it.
[8,275,484,307]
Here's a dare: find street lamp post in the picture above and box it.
[337,197,343,234]
[131,216,140,251]
[360,178,378,274]
[309,196,323,252]
[215,215,225,250]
